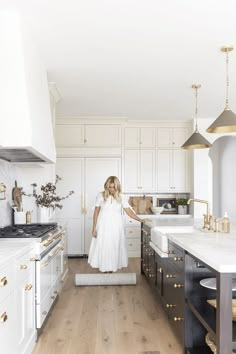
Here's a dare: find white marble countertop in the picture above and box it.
[167,230,236,273]
[0,241,34,267]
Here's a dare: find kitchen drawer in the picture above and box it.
[36,293,53,328]
[15,251,33,284]
[168,241,184,271]
[126,238,141,257]
[0,291,17,354]
[124,216,140,226]
[125,226,141,238]
[0,262,15,303]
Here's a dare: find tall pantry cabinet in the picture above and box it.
[56,157,121,255]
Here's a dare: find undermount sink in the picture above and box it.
[151,225,194,253]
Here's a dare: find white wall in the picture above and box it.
[0,159,55,227]
[192,118,236,221]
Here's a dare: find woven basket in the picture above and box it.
[205,333,236,354]
[207,299,236,322]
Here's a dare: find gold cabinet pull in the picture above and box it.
[42,239,53,247]
[25,284,33,291]
[157,267,163,273]
[0,276,7,286]
[166,304,176,308]
[173,317,184,321]
[173,257,184,262]
[166,274,176,278]
[0,312,8,323]
[173,283,184,288]
[20,264,27,269]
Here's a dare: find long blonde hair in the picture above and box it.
[102,176,121,202]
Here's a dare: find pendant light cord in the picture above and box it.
[225,50,229,109]
[195,86,199,133]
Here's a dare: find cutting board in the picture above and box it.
[128,196,153,215]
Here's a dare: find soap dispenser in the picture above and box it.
[222,212,230,233]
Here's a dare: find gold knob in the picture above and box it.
[25,284,33,291]
[173,317,184,321]
[173,257,183,262]
[0,276,7,286]
[166,274,176,278]
[173,283,184,288]
[166,304,176,308]
[0,312,8,323]
[20,264,27,269]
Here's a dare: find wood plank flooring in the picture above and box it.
[32,258,182,354]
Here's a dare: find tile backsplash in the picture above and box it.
[0,159,55,227]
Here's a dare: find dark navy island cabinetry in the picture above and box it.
[141,223,236,354]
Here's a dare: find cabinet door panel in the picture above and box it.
[85,125,121,147]
[84,157,121,254]
[157,128,172,147]
[140,150,156,191]
[140,127,156,148]
[172,128,188,148]
[55,125,84,147]
[157,150,172,192]
[124,150,139,192]
[172,150,189,192]
[124,127,139,148]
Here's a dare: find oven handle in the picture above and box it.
[41,245,63,268]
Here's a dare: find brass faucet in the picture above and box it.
[187,198,212,230]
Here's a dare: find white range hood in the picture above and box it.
[0,10,56,163]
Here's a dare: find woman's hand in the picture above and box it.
[92,229,97,238]
[141,218,151,223]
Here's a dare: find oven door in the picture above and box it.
[36,242,63,328]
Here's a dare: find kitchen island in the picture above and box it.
[141,219,236,354]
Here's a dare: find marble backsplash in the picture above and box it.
[0,159,55,227]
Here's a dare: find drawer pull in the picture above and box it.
[166,304,176,308]
[157,267,163,273]
[149,274,155,278]
[173,257,184,262]
[0,312,8,323]
[173,317,184,321]
[166,274,176,278]
[167,250,175,254]
[173,283,184,288]
[20,264,28,269]
[0,276,7,286]
[25,284,33,291]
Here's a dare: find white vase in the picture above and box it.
[178,205,188,215]
[14,211,26,224]
[37,207,50,223]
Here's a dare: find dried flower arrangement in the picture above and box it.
[31,175,74,209]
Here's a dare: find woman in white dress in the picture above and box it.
[88,176,146,272]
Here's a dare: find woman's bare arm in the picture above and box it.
[123,207,148,223]
[92,206,101,237]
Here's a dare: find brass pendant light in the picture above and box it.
[206,46,236,133]
[181,84,212,150]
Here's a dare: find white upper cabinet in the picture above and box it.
[56,124,121,148]
[124,127,155,148]
[157,127,188,148]
[124,150,156,192]
[157,149,190,192]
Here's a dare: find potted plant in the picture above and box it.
[176,198,188,215]
[30,175,74,222]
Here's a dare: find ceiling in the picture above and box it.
[1,0,236,121]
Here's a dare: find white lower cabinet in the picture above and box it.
[157,149,190,192]
[0,247,36,354]
[124,150,156,193]
[124,216,141,257]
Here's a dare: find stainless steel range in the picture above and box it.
[0,223,67,329]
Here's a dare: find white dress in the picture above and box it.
[88,193,130,272]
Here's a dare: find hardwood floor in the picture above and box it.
[32,258,182,354]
